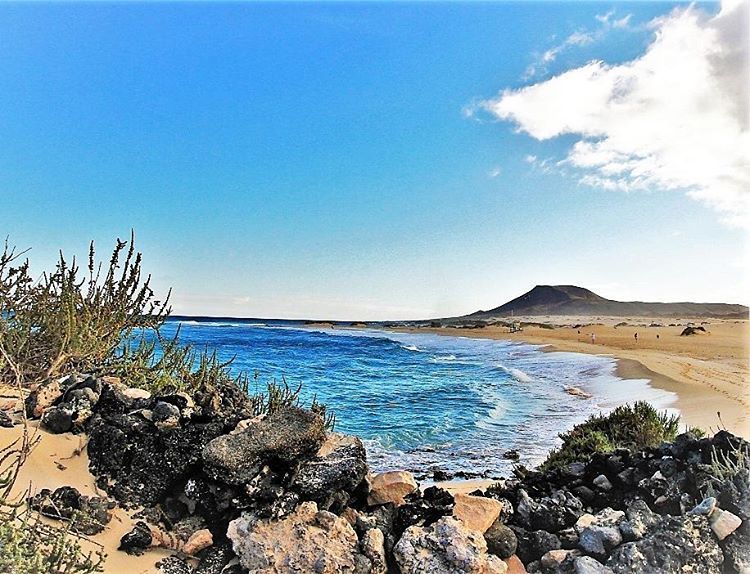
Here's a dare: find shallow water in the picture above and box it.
[160,320,676,478]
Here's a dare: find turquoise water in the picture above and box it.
[160,320,676,478]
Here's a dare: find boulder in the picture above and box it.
[453,493,504,533]
[511,526,561,564]
[25,379,63,418]
[119,521,153,556]
[203,406,326,484]
[606,515,723,574]
[394,486,454,537]
[367,471,418,507]
[516,489,583,532]
[291,433,368,509]
[360,527,387,574]
[40,405,74,434]
[485,521,518,559]
[393,516,508,574]
[227,501,362,573]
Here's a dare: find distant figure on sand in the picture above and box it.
[590,333,596,344]
[634,332,638,343]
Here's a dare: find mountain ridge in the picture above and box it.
[463,285,749,319]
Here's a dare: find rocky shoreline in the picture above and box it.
[11,373,750,574]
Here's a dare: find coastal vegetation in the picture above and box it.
[0,237,748,573]
[540,402,682,471]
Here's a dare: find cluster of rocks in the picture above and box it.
[21,374,750,574]
[480,430,750,573]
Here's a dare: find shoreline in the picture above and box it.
[387,320,749,437]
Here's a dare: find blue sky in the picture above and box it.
[1,1,746,319]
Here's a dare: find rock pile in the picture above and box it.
[22,374,750,574]
[480,429,750,573]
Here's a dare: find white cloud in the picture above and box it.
[481,1,750,227]
[596,10,632,29]
[488,166,502,178]
[526,30,596,78]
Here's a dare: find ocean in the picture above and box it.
[160,319,677,479]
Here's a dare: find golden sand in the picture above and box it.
[395,317,750,436]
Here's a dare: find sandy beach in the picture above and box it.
[395,317,750,437]
[0,418,171,574]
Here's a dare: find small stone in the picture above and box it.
[689,496,717,517]
[559,527,579,549]
[123,386,152,400]
[182,528,213,555]
[593,475,613,491]
[505,555,527,574]
[367,471,418,506]
[119,521,153,556]
[578,525,622,559]
[453,493,504,533]
[709,508,742,540]
[576,514,596,532]
[0,411,13,428]
[541,549,581,568]
[152,401,181,422]
[574,555,615,573]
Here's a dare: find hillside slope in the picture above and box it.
[465,285,748,319]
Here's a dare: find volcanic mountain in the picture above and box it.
[463,285,749,319]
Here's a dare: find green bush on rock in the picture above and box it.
[541,402,681,471]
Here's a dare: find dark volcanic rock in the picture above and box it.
[722,524,750,574]
[394,486,455,537]
[41,405,74,434]
[28,486,115,535]
[511,526,561,564]
[606,514,723,573]
[484,520,517,559]
[157,556,192,574]
[290,433,367,510]
[194,542,235,574]
[516,488,583,532]
[202,407,326,485]
[87,412,224,506]
[0,410,13,428]
[119,521,153,555]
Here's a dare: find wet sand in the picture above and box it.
[393,317,750,437]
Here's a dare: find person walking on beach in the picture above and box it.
[634,332,638,343]
[591,333,596,344]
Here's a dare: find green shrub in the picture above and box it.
[540,401,680,471]
[0,234,169,385]
[0,411,104,573]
